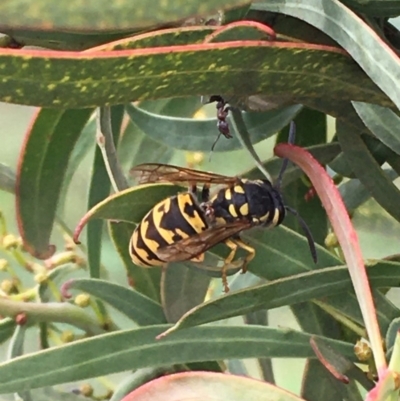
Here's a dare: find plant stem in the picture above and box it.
[96,107,128,192]
[274,143,387,376]
[0,297,104,335]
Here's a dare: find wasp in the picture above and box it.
[129,163,317,292]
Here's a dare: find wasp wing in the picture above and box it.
[131,163,237,185]
[155,221,252,262]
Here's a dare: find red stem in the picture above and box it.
[274,143,386,375]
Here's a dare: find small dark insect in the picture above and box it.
[129,145,317,291]
[207,95,232,152]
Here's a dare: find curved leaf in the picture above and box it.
[109,221,162,301]
[161,262,211,323]
[353,102,400,156]
[253,0,400,112]
[337,120,400,223]
[160,262,400,333]
[0,0,251,31]
[97,27,215,51]
[0,318,16,346]
[339,169,398,213]
[0,325,354,393]
[342,0,400,17]
[121,371,305,401]
[73,184,183,242]
[16,108,93,258]
[244,142,342,184]
[126,103,302,151]
[0,41,391,108]
[67,278,166,325]
[58,115,96,213]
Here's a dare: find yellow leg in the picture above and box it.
[221,238,256,292]
[232,238,256,274]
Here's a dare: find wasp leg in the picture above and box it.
[221,238,256,292]
[232,238,256,274]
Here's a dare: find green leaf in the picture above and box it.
[125,103,302,151]
[278,108,328,243]
[339,170,398,213]
[118,121,173,175]
[0,319,16,346]
[161,262,211,323]
[302,357,365,401]
[353,102,400,156]
[87,105,124,278]
[73,184,183,242]
[243,226,339,280]
[121,371,306,401]
[29,387,87,400]
[337,120,400,223]
[228,106,278,179]
[309,336,374,391]
[277,110,338,343]
[341,0,400,17]
[252,0,400,112]
[109,221,162,301]
[0,40,391,108]
[160,262,400,332]
[0,0,251,31]
[38,264,79,302]
[0,325,354,393]
[106,27,215,51]
[0,163,16,194]
[67,278,166,325]
[16,108,93,258]
[0,29,138,51]
[58,115,96,213]
[244,142,342,184]
[244,310,275,383]
[140,97,203,117]
[7,325,31,401]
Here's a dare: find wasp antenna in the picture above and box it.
[285,206,317,263]
[288,120,296,145]
[276,121,296,189]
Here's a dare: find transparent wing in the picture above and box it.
[155,220,252,262]
[131,163,237,186]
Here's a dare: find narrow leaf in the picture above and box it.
[0,41,391,108]
[67,278,166,325]
[126,103,301,151]
[0,0,251,31]
[16,108,93,258]
[353,102,400,156]
[0,325,354,393]
[253,0,400,113]
[337,120,400,224]
[109,221,162,301]
[161,262,210,323]
[160,262,400,333]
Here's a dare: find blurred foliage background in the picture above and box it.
[1,1,400,401]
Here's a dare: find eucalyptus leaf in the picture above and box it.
[126,103,302,151]
[0,325,354,393]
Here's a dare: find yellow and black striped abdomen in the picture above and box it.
[130,192,209,267]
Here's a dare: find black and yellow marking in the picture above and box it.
[129,162,316,292]
[129,193,209,267]
[208,179,285,228]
